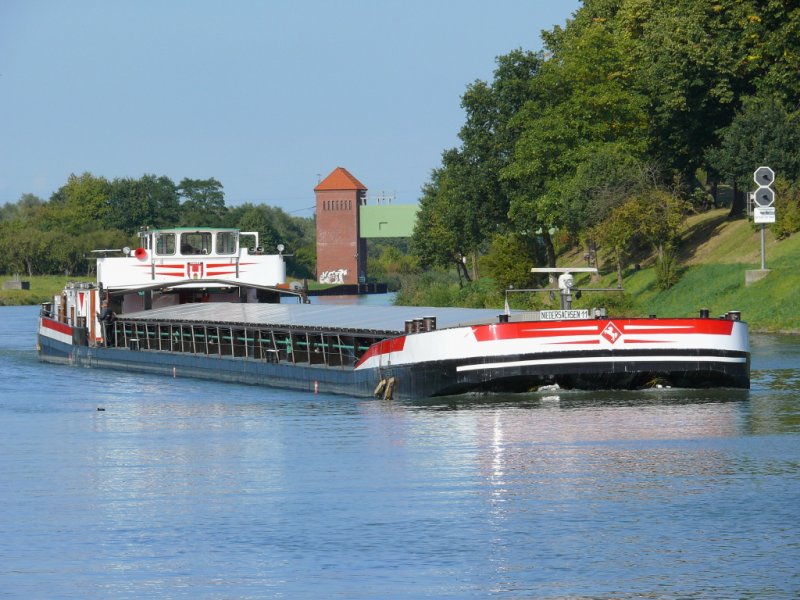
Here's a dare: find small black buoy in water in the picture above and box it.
[97,407,105,411]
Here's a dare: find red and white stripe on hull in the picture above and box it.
[38,316,74,345]
[355,318,749,371]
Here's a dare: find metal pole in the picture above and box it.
[761,224,766,270]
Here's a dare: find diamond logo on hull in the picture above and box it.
[601,321,622,344]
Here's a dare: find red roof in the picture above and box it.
[314,167,367,191]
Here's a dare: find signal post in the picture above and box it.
[746,166,776,286]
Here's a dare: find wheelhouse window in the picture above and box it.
[180,232,212,255]
[155,233,176,255]
[216,231,238,255]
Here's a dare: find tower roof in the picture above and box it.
[314,167,367,191]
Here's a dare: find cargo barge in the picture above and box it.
[37,227,750,399]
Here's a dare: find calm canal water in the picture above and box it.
[1,304,799,599]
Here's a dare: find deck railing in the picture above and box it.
[109,319,381,369]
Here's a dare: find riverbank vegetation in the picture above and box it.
[411,0,800,290]
[403,0,800,331]
[396,209,800,332]
[0,176,318,280]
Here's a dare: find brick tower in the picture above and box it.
[314,167,368,285]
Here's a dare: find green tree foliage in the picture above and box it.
[558,144,645,237]
[772,179,800,239]
[226,203,316,278]
[505,21,649,257]
[1,194,44,222]
[0,221,50,276]
[227,204,281,250]
[618,0,800,211]
[411,167,476,285]
[592,187,690,289]
[0,174,316,279]
[108,175,180,233]
[459,49,544,228]
[46,173,112,234]
[480,232,545,292]
[412,50,544,283]
[367,240,419,290]
[412,0,800,303]
[591,198,640,289]
[708,95,800,190]
[178,178,227,226]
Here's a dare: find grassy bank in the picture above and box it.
[397,209,799,333]
[0,275,93,306]
[562,209,800,333]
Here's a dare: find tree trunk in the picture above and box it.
[711,179,718,209]
[461,259,472,283]
[728,178,745,218]
[454,258,471,287]
[615,247,624,289]
[542,230,556,267]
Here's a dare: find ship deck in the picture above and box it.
[120,302,506,335]
[104,303,508,368]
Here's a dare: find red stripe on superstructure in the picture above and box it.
[623,339,670,344]
[42,317,72,336]
[157,272,188,277]
[137,261,256,268]
[473,318,735,342]
[206,270,237,276]
[355,336,406,368]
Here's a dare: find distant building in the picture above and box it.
[314,167,368,285]
[314,167,420,285]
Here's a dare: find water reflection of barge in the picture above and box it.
[37,227,750,399]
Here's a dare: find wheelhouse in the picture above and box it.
[138,228,261,258]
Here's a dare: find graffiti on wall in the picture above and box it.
[319,269,347,284]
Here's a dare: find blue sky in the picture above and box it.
[1,0,581,215]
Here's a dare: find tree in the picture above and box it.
[178,178,226,226]
[591,198,641,288]
[637,188,691,288]
[617,0,800,192]
[504,20,649,265]
[411,164,479,286]
[47,173,112,234]
[708,94,800,216]
[230,204,281,251]
[480,232,545,292]
[225,203,316,278]
[0,221,52,276]
[108,175,180,233]
[558,144,645,237]
[412,49,545,282]
[0,193,44,222]
[458,49,545,231]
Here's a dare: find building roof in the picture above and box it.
[314,167,367,191]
